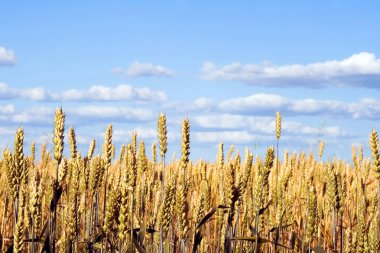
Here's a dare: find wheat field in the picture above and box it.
[0,108,379,253]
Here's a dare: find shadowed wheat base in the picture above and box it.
[0,109,379,253]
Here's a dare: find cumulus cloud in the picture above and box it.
[0,47,16,65]
[218,93,380,120]
[0,83,167,102]
[114,62,175,77]
[201,52,380,88]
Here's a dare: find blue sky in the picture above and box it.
[1,1,380,161]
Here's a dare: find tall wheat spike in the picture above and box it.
[178,118,190,249]
[157,112,168,253]
[51,107,65,253]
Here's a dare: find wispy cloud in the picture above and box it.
[114,62,175,77]
[0,47,16,66]
[0,83,167,102]
[201,52,380,88]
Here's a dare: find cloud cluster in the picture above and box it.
[166,93,380,120]
[193,130,261,144]
[69,106,153,122]
[9,106,53,125]
[192,127,348,147]
[201,52,380,88]
[114,62,174,77]
[0,104,154,126]
[0,83,167,102]
[0,47,16,65]
[0,104,15,114]
[61,85,167,102]
[113,128,158,143]
[218,93,380,120]
[0,127,17,136]
[193,114,348,138]
[163,97,215,113]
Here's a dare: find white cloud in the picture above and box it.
[113,128,158,143]
[0,47,16,65]
[60,84,167,102]
[114,62,175,77]
[115,127,180,144]
[194,131,260,144]
[218,93,380,120]
[0,104,154,126]
[69,105,154,122]
[192,127,349,147]
[10,107,53,124]
[193,114,349,138]
[0,83,62,101]
[0,127,17,136]
[193,98,215,110]
[112,67,124,75]
[0,83,167,102]
[0,83,18,99]
[0,104,15,114]
[219,93,287,113]
[193,114,241,129]
[164,97,215,112]
[201,52,380,88]
[282,122,349,138]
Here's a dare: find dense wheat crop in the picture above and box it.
[0,108,379,253]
